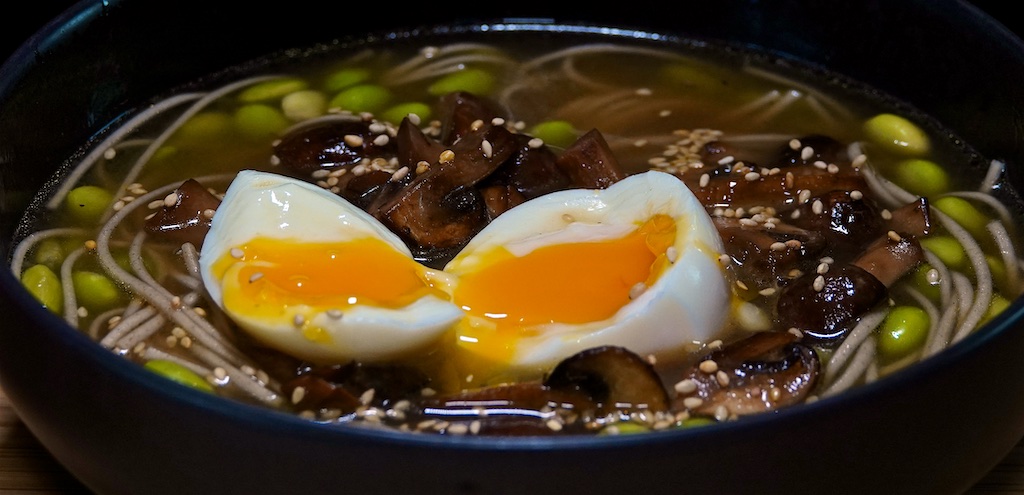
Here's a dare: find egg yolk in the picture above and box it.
[214,236,443,318]
[453,214,678,329]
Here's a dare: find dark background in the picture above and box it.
[0,1,1021,66]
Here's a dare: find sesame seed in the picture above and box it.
[546,419,564,431]
[147,199,165,209]
[202,208,216,219]
[343,134,364,147]
[718,254,732,265]
[213,367,227,380]
[758,287,776,296]
[448,423,469,435]
[813,275,826,292]
[715,370,730,387]
[735,280,749,290]
[248,272,264,283]
[812,200,824,214]
[787,327,804,338]
[699,173,710,188]
[372,134,389,146]
[887,230,903,242]
[813,160,827,170]
[714,405,730,422]
[391,166,409,181]
[163,192,179,208]
[84,239,97,250]
[850,190,863,200]
[717,155,735,165]
[629,282,647,300]
[699,360,719,374]
[801,146,814,160]
[230,247,244,259]
[816,263,830,275]
[326,309,343,319]
[481,139,493,158]
[881,209,893,220]
[798,189,811,203]
[291,386,306,404]
[666,246,678,263]
[926,268,941,284]
[852,154,867,168]
[527,137,544,149]
[770,241,787,251]
[744,171,761,181]
[682,397,704,409]
[439,150,455,164]
[674,379,697,394]
[359,388,375,405]
[789,138,801,150]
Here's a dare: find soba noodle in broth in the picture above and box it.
[9,30,1022,435]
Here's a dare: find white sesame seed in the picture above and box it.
[481,139,493,158]
[248,272,264,283]
[629,282,647,300]
[344,134,364,147]
[801,146,814,160]
[789,138,801,150]
[392,166,410,181]
[674,379,697,394]
[291,386,306,404]
[715,370,730,387]
[813,275,826,292]
[682,397,704,409]
[699,359,719,374]
[699,173,710,188]
[812,199,824,214]
[744,171,761,181]
[293,314,305,327]
[770,241,787,251]
[665,246,678,263]
[230,247,244,259]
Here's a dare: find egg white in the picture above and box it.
[444,170,731,377]
[199,170,463,364]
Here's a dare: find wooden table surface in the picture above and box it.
[0,387,1020,494]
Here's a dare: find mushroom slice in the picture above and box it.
[672,331,820,418]
[544,346,670,415]
[553,129,626,190]
[776,233,924,342]
[143,178,221,247]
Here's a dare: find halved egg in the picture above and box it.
[444,170,732,381]
[199,170,462,364]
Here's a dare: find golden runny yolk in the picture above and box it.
[453,214,678,329]
[215,236,442,317]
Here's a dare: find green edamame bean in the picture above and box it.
[282,89,328,122]
[323,67,371,93]
[528,120,577,149]
[863,113,931,156]
[233,104,289,140]
[65,185,113,224]
[380,102,433,125]
[986,255,1008,294]
[427,68,495,96]
[237,78,308,103]
[877,306,930,360]
[678,416,716,429]
[143,359,214,393]
[982,294,1011,325]
[892,158,949,197]
[329,84,392,114]
[910,263,942,302]
[920,235,967,270]
[933,196,990,240]
[598,421,650,435]
[33,238,65,272]
[20,264,62,314]
[72,270,123,310]
[174,111,232,144]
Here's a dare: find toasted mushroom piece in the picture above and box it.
[375,119,516,267]
[544,345,670,414]
[143,178,221,247]
[282,361,430,415]
[671,331,820,418]
[272,118,395,175]
[553,128,626,189]
[776,233,925,342]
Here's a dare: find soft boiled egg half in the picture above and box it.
[199,169,732,381]
[444,170,731,381]
[199,170,463,363]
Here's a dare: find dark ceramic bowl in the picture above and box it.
[2,1,1024,494]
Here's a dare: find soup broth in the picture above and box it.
[10,26,1022,436]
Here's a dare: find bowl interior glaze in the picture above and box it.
[2,1,1024,494]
